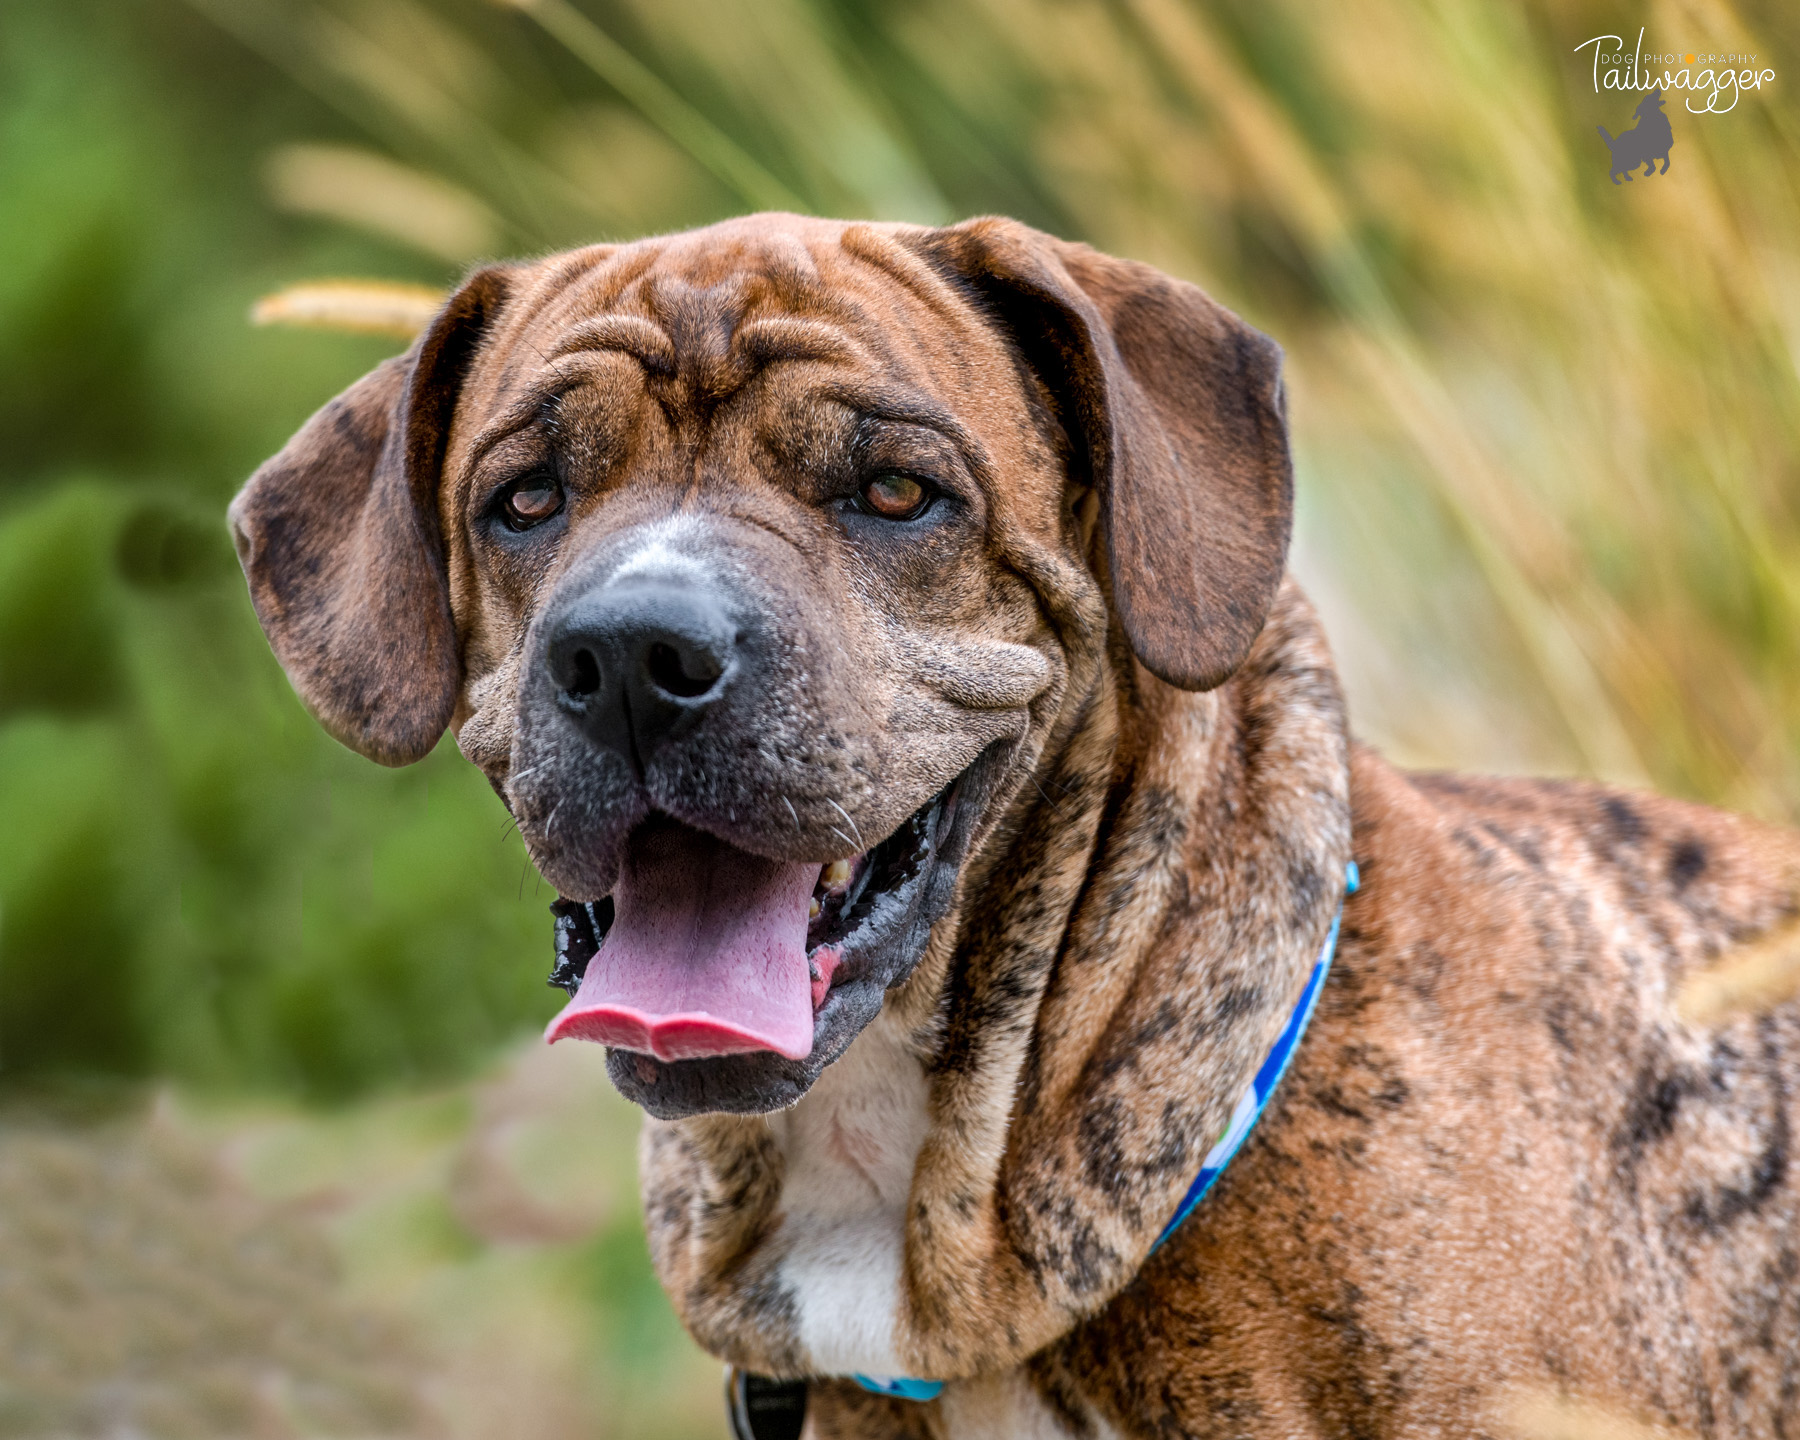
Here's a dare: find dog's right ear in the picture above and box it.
[901,219,1292,692]
[229,266,514,766]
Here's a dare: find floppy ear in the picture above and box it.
[905,218,1293,691]
[229,266,513,765]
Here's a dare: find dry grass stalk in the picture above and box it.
[502,0,808,214]
[1677,912,1800,1024]
[265,143,501,263]
[251,279,446,339]
[1497,1386,1696,1440]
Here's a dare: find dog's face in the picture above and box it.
[231,215,1293,1117]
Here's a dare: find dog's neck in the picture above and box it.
[639,577,1353,1382]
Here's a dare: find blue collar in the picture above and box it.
[854,861,1359,1403]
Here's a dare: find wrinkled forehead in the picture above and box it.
[456,217,1017,441]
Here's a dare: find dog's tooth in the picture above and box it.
[809,896,822,920]
[823,859,851,889]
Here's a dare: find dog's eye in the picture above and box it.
[856,472,932,521]
[499,474,564,532]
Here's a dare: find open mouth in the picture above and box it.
[542,779,959,1064]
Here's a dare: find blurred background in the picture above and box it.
[0,0,1794,1434]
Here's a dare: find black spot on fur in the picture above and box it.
[1669,837,1709,892]
[1046,1204,1121,1298]
[1619,1063,1691,1153]
[1024,1355,1097,1440]
[1079,1099,1133,1201]
[1448,825,1499,870]
[1685,1034,1791,1233]
[1310,1044,1412,1123]
[1210,984,1263,1026]
[1601,793,1647,846]
[1480,820,1544,869]
[1299,1280,1410,1440]
[1286,854,1328,927]
[1399,945,1448,1004]
[1542,987,1603,1056]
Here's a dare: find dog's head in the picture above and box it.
[231,215,1292,1118]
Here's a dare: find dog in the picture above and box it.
[1599,88,1674,184]
[231,214,1800,1437]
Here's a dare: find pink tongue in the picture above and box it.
[545,821,818,1062]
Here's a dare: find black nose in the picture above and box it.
[546,580,738,767]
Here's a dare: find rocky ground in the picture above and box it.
[0,1043,721,1440]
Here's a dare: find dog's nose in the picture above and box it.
[546,580,739,766]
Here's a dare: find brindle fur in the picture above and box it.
[231,214,1800,1437]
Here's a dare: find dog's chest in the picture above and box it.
[766,1025,1116,1438]
[767,1012,931,1377]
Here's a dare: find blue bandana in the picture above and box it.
[852,861,1359,1403]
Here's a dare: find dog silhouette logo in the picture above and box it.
[1597,87,1674,183]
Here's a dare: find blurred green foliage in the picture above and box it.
[0,0,555,1097]
[2,0,1798,1109]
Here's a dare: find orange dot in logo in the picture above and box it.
[1685,52,1696,64]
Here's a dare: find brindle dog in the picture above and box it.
[232,214,1800,1437]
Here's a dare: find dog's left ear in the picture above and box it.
[904,218,1292,691]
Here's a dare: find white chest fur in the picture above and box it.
[767,1010,931,1377]
[768,1016,1117,1439]
[938,1373,1121,1440]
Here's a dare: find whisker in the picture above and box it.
[827,799,866,852]
[1031,777,1068,818]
